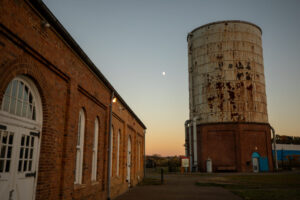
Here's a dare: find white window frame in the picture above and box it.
[116,130,121,176]
[75,109,85,184]
[91,117,99,181]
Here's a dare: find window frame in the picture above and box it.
[75,109,85,184]
[91,117,99,181]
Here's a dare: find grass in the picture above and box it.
[196,173,300,200]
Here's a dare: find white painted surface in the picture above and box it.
[252,158,259,173]
[273,144,300,151]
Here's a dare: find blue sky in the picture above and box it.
[43,0,300,156]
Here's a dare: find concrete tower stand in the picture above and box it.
[185,21,274,172]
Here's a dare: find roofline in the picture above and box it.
[29,0,146,129]
[187,20,262,41]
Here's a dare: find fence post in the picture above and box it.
[161,168,164,184]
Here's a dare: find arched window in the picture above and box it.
[116,130,121,176]
[1,77,39,121]
[91,117,99,181]
[75,109,85,184]
[110,125,114,177]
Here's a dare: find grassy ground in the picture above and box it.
[196,172,300,200]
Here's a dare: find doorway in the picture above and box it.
[0,76,42,200]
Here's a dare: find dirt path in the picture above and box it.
[114,174,242,200]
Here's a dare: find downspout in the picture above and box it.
[184,120,191,157]
[143,129,146,178]
[270,125,278,171]
[107,92,114,200]
[193,117,199,171]
[188,122,193,172]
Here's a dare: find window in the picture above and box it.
[116,130,121,176]
[1,78,37,120]
[91,117,99,181]
[75,109,85,184]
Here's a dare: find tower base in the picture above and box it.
[195,123,273,172]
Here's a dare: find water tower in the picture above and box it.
[185,21,274,172]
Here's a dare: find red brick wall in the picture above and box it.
[195,123,273,172]
[0,0,145,199]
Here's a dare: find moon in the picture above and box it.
[162,71,166,76]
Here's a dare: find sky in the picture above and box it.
[43,0,300,156]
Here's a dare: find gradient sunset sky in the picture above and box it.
[43,0,300,156]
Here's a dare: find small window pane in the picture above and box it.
[26,136,30,146]
[31,137,34,147]
[23,160,27,171]
[27,104,33,119]
[7,147,12,158]
[23,86,29,101]
[32,106,36,120]
[18,160,22,172]
[22,102,28,118]
[18,82,24,99]
[19,148,24,159]
[2,95,10,112]
[16,100,22,116]
[9,98,16,114]
[29,160,32,171]
[5,160,10,172]
[0,160,4,172]
[11,80,18,98]
[21,135,25,146]
[30,149,33,159]
[25,148,28,159]
[8,134,13,145]
[0,146,6,158]
[29,93,33,104]
[2,132,7,143]
[4,82,12,96]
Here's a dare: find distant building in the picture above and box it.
[185,21,273,172]
[0,0,146,199]
[273,143,300,168]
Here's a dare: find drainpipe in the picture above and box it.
[188,122,193,172]
[270,125,278,171]
[184,120,191,157]
[143,129,146,178]
[193,117,199,171]
[107,92,114,200]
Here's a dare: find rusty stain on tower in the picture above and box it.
[185,21,274,172]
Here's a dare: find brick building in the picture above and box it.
[185,21,274,173]
[0,0,146,199]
